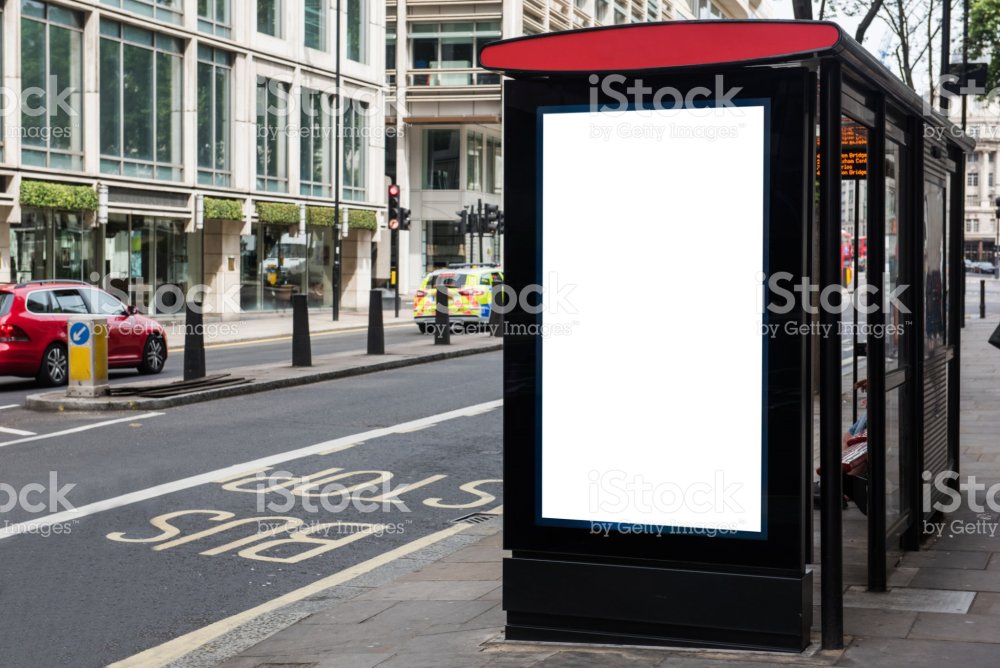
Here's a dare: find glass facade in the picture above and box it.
[467,131,483,191]
[197,0,231,37]
[423,129,460,190]
[99,20,184,181]
[240,224,334,311]
[343,99,368,201]
[304,0,326,50]
[100,0,182,24]
[301,90,333,197]
[10,211,196,315]
[198,46,233,187]
[423,220,465,271]
[411,22,501,86]
[256,77,290,192]
[486,136,502,195]
[257,0,282,37]
[346,0,366,62]
[21,1,85,170]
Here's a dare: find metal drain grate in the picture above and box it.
[452,512,495,525]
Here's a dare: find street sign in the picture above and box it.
[67,318,109,398]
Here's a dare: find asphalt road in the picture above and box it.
[0,322,434,405]
[0,351,502,668]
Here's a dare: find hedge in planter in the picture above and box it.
[256,201,300,225]
[304,207,378,231]
[205,197,244,221]
[20,181,99,211]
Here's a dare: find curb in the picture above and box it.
[25,342,502,412]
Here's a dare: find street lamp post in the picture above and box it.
[332,0,343,321]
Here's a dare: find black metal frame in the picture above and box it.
[492,19,973,655]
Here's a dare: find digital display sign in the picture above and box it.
[539,105,767,536]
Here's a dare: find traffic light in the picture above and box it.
[454,209,469,235]
[995,196,1000,220]
[399,207,412,231]
[497,210,505,235]
[388,184,401,230]
[484,204,501,234]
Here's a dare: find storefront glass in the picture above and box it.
[240,223,334,311]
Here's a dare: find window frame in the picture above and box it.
[197,46,233,187]
[99,19,184,181]
[20,2,85,170]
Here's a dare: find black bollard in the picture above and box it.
[982,280,987,319]
[367,289,385,355]
[488,284,504,338]
[183,300,206,381]
[292,294,312,366]
[435,286,450,345]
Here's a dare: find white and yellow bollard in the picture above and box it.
[67,317,109,398]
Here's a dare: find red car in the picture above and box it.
[0,281,168,386]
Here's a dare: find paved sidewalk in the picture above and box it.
[160,307,415,352]
[200,320,1000,668]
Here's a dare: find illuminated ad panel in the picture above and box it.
[540,104,768,537]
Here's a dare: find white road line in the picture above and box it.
[0,400,502,542]
[0,426,36,437]
[108,510,500,668]
[0,413,165,450]
[0,404,20,411]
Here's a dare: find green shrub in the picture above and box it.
[19,180,99,211]
[204,197,244,221]
[256,201,300,224]
[345,208,377,231]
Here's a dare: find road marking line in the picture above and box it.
[0,404,20,411]
[108,508,501,668]
[0,400,502,541]
[0,426,36,437]
[0,412,165,450]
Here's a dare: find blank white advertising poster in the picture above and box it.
[541,105,766,535]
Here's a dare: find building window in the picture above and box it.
[258,0,283,37]
[467,131,483,191]
[304,0,326,50]
[101,0,182,24]
[100,20,183,181]
[423,129,460,190]
[647,0,660,20]
[969,172,979,186]
[386,22,396,84]
[966,219,974,233]
[698,0,722,18]
[969,152,979,163]
[256,77,289,192]
[410,22,501,86]
[198,0,231,38]
[614,1,628,24]
[967,194,978,206]
[21,1,85,170]
[346,0,366,62]
[486,136,502,195]
[301,89,333,197]
[343,98,368,201]
[198,46,233,187]
[975,220,981,233]
[595,0,610,23]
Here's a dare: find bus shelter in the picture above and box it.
[482,20,972,652]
